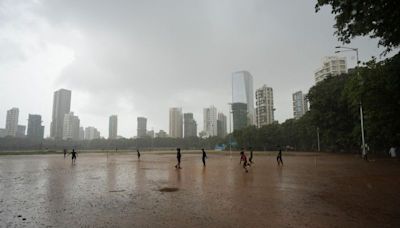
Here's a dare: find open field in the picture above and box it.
[1,152,399,227]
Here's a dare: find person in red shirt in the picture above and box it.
[239,150,249,173]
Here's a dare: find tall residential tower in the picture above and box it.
[203,105,218,137]
[292,91,309,119]
[314,56,347,83]
[137,117,147,138]
[5,107,19,137]
[27,114,44,140]
[184,113,197,138]
[169,108,183,138]
[255,85,275,127]
[50,89,71,139]
[109,115,118,139]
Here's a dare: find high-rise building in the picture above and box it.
[256,85,275,127]
[109,115,118,139]
[27,114,44,140]
[5,107,19,137]
[292,91,309,119]
[84,126,100,140]
[62,112,80,140]
[232,71,255,125]
[203,106,217,137]
[50,89,71,139]
[156,130,168,138]
[184,113,197,138]
[16,125,26,138]
[315,56,347,83]
[169,108,183,138]
[147,130,155,138]
[232,103,248,131]
[137,117,147,138]
[217,112,227,138]
[0,129,6,138]
[79,127,85,140]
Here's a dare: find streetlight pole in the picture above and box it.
[228,103,233,159]
[317,127,320,152]
[335,46,366,158]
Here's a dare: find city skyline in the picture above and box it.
[0,1,392,138]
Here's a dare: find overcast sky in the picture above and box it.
[0,0,392,138]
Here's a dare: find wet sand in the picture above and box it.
[0,152,399,227]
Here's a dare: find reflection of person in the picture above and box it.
[70,149,77,164]
[202,148,207,166]
[175,148,182,169]
[277,149,283,165]
[240,151,249,172]
[137,149,141,160]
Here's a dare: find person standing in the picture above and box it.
[137,149,141,160]
[362,144,370,161]
[70,149,77,164]
[202,148,207,166]
[277,148,283,165]
[249,147,254,164]
[175,148,182,169]
[63,149,67,159]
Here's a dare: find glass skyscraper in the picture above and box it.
[232,71,255,129]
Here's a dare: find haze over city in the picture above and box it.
[0,0,390,138]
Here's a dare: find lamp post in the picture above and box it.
[335,46,366,158]
[317,127,320,152]
[228,103,233,158]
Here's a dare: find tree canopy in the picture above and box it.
[315,0,400,54]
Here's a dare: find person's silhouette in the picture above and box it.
[175,148,182,169]
[240,151,249,172]
[70,149,77,164]
[249,147,254,164]
[202,148,207,166]
[277,149,283,165]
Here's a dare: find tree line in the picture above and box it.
[233,54,400,153]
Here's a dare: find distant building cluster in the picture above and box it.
[0,55,348,140]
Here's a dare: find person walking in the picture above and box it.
[63,149,67,159]
[249,147,254,164]
[277,148,283,165]
[175,148,182,169]
[70,148,77,164]
[202,148,207,166]
[240,151,249,172]
[137,149,141,160]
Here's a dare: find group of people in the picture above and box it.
[63,147,284,170]
[174,147,284,173]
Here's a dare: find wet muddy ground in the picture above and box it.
[1,152,399,227]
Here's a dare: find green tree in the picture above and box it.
[315,0,400,54]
